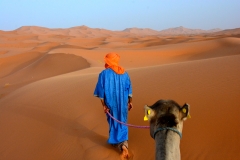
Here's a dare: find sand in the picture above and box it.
[0,26,240,160]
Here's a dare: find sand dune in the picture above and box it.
[0,51,8,55]
[0,27,240,160]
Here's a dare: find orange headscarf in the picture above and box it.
[104,53,125,74]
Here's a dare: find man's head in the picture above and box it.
[104,52,120,68]
[104,52,125,74]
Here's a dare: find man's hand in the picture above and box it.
[103,105,110,113]
[128,102,133,111]
[100,99,110,113]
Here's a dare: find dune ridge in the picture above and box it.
[0,26,240,160]
[13,25,227,36]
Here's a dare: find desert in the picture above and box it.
[0,26,240,160]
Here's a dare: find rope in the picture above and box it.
[106,112,182,138]
[106,111,150,129]
[106,111,182,139]
[153,127,182,139]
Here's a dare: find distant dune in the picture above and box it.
[210,28,240,37]
[0,25,240,160]
[123,28,160,35]
[157,26,222,35]
[123,26,222,36]
[4,25,240,36]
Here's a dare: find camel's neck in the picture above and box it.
[154,123,183,160]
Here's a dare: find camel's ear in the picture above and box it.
[144,105,155,121]
[181,103,191,120]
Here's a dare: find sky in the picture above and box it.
[1,0,240,31]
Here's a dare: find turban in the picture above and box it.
[104,53,125,74]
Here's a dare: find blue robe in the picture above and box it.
[94,68,132,144]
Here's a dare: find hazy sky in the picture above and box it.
[1,0,240,31]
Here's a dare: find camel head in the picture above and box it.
[144,99,190,139]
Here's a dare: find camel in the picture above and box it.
[144,99,190,160]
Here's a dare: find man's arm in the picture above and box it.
[128,96,133,111]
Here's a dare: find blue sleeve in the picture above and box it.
[127,73,133,97]
[94,72,104,99]
[129,81,132,97]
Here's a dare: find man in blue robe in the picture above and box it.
[94,53,133,158]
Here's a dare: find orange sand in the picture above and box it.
[0,26,240,160]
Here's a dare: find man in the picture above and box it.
[94,53,133,158]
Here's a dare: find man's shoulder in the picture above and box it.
[100,69,129,77]
[122,71,130,77]
[99,68,112,75]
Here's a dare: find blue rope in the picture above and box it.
[153,127,182,139]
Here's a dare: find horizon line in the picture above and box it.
[0,25,227,32]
